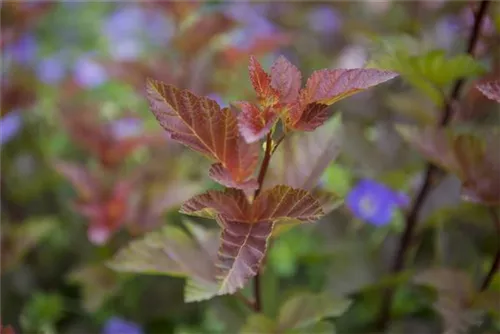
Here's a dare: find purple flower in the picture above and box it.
[73,55,107,88]
[5,33,38,65]
[102,317,143,334]
[36,54,67,84]
[0,111,23,145]
[102,6,173,60]
[308,6,342,34]
[346,179,409,226]
[110,118,143,140]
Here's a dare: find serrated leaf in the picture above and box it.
[240,314,277,334]
[277,293,351,331]
[236,102,278,143]
[217,219,274,295]
[208,163,259,190]
[265,115,343,191]
[477,80,500,103]
[249,55,280,107]
[287,68,398,130]
[180,186,323,294]
[107,222,219,302]
[270,55,302,104]
[147,80,259,189]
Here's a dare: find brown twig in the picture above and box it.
[480,208,500,292]
[376,0,491,330]
[251,133,275,313]
[235,291,256,310]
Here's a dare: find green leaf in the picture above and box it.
[107,221,219,302]
[277,293,352,332]
[370,48,485,106]
[20,292,64,334]
[240,314,277,334]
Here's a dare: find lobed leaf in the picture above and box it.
[476,80,500,103]
[180,186,323,294]
[236,102,278,143]
[208,163,258,190]
[147,80,259,188]
[248,55,280,107]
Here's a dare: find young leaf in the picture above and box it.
[147,80,259,189]
[287,68,398,130]
[476,80,500,103]
[270,55,302,104]
[277,293,352,331]
[248,55,280,107]
[236,102,278,143]
[302,68,399,106]
[180,186,323,294]
[107,222,219,302]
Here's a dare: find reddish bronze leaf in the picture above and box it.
[179,188,251,222]
[217,219,273,294]
[147,80,259,187]
[180,186,323,293]
[236,101,278,143]
[476,80,500,103]
[248,55,280,107]
[208,163,258,190]
[270,55,302,104]
[286,68,398,130]
[302,68,399,105]
[253,185,324,223]
[288,102,330,131]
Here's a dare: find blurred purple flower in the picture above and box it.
[5,33,38,65]
[102,317,143,334]
[308,6,342,34]
[73,55,108,88]
[103,6,173,60]
[207,93,227,108]
[0,112,23,145]
[224,2,277,50]
[36,54,67,84]
[434,16,461,49]
[346,179,409,226]
[110,118,143,140]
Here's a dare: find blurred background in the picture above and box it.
[1,1,499,333]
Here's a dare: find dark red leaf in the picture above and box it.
[147,80,259,187]
[208,163,258,190]
[53,161,98,201]
[248,55,280,107]
[236,101,278,143]
[180,186,323,293]
[270,55,302,104]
